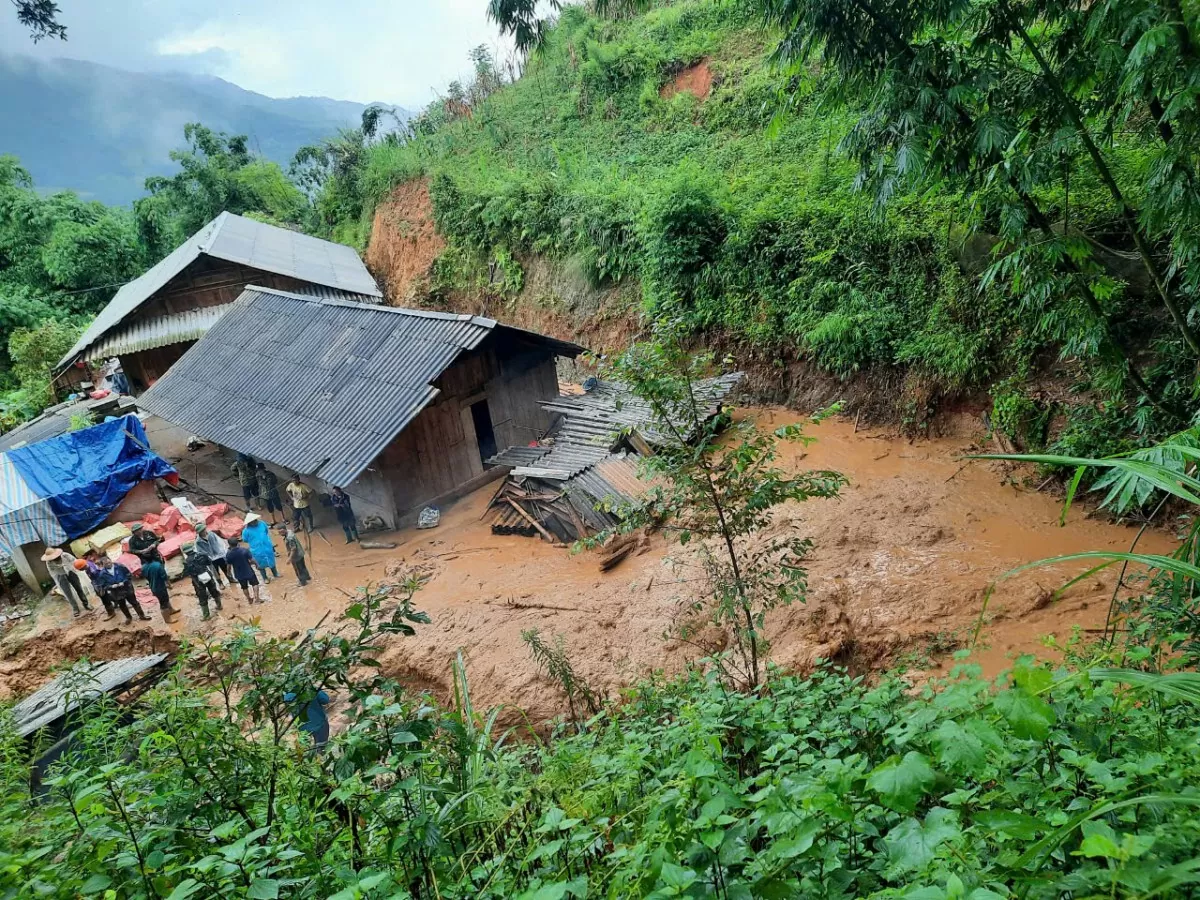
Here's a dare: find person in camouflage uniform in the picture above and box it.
[231,453,258,508]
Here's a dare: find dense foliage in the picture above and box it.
[4,586,1200,899]
[0,123,305,428]
[292,0,1200,452]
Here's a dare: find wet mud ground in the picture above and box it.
[0,409,1174,725]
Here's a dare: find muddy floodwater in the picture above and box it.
[0,409,1175,722]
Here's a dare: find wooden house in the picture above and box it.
[54,212,381,393]
[137,286,582,528]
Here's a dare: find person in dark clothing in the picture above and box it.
[182,542,223,620]
[231,454,258,508]
[281,526,311,586]
[142,558,177,621]
[226,537,262,604]
[257,463,284,524]
[92,557,150,623]
[193,525,232,587]
[283,688,331,752]
[128,524,163,565]
[330,486,359,543]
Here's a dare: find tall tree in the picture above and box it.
[756,0,1200,418]
[136,123,306,258]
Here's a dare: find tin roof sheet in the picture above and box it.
[12,653,170,738]
[0,395,136,452]
[58,212,382,369]
[136,286,581,487]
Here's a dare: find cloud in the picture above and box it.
[155,22,291,94]
[3,0,511,106]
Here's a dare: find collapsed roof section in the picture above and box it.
[486,374,743,542]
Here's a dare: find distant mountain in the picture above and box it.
[0,55,408,205]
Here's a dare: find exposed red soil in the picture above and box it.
[1,409,1173,727]
[661,58,713,100]
[366,178,446,302]
[0,625,179,700]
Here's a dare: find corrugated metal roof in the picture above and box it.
[488,445,552,467]
[81,285,376,362]
[0,395,137,452]
[12,653,170,738]
[85,306,231,361]
[487,374,741,540]
[58,212,382,369]
[136,286,582,487]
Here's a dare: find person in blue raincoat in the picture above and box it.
[241,512,279,582]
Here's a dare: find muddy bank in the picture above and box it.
[0,409,1172,723]
[363,183,992,428]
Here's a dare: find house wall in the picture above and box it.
[333,465,398,531]
[12,541,50,594]
[376,338,560,522]
[117,258,317,392]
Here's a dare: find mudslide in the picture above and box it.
[0,409,1173,725]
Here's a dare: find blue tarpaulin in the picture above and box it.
[6,415,177,539]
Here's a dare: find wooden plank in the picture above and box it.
[507,499,561,545]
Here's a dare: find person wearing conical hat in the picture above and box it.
[41,547,91,618]
[242,512,279,583]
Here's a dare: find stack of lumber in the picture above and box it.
[486,478,589,544]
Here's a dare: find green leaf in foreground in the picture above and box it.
[868,751,938,812]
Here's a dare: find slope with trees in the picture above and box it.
[303,0,1200,461]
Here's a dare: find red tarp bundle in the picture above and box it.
[116,553,143,577]
[215,517,244,540]
[157,531,197,560]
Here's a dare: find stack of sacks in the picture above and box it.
[116,553,143,577]
[157,530,198,559]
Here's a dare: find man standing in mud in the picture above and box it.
[286,474,314,533]
[92,556,150,624]
[226,537,262,604]
[256,462,284,525]
[182,541,223,620]
[281,525,311,586]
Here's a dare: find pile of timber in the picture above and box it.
[486,471,609,544]
[486,373,743,544]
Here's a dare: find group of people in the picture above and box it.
[41,544,153,624]
[40,454,362,625]
[231,454,360,543]
[43,511,318,625]
[181,513,313,619]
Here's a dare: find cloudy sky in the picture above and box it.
[3,0,509,107]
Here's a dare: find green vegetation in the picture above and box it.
[295,0,1200,455]
[5,589,1200,898]
[0,124,305,429]
[599,321,845,687]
